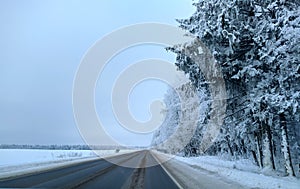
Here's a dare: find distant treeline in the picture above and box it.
[0,144,129,150]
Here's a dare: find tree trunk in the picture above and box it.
[262,121,275,171]
[266,120,276,170]
[252,150,260,167]
[280,113,295,176]
[226,136,234,156]
[256,134,263,168]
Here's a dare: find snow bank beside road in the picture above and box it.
[176,156,300,189]
[151,151,245,189]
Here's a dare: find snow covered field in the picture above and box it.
[0,149,130,179]
[0,149,96,167]
[176,156,300,189]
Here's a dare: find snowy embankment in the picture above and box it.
[0,149,129,179]
[176,156,300,189]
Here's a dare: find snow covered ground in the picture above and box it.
[176,156,300,189]
[0,149,131,179]
[0,149,96,167]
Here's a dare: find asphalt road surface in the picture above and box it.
[0,150,180,189]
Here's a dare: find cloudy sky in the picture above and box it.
[0,0,195,146]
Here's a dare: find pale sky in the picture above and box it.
[0,0,195,146]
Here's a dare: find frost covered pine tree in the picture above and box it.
[151,87,181,148]
[164,0,300,177]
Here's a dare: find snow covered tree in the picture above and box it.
[151,87,181,147]
[161,0,300,177]
[151,81,209,155]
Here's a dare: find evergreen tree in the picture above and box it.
[155,0,300,177]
